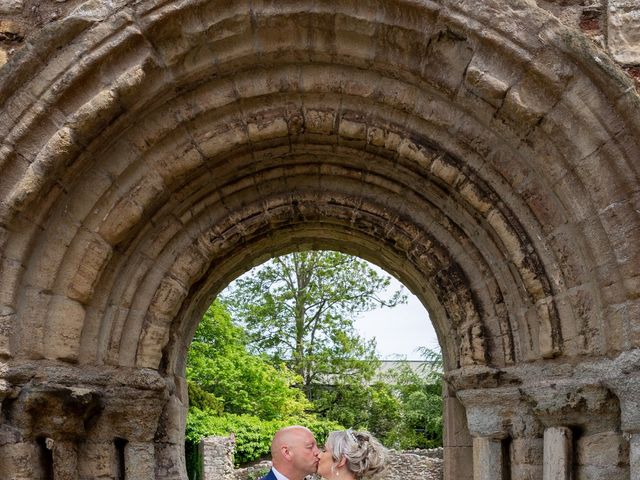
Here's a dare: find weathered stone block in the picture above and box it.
[396,138,435,170]
[0,47,7,68]
[576,431,628,467]
[201,436,236,480]
[67,235,113,303]
[151,142,204,183]
[511,437,543,465]
[197,123,248,158]
[608,0,640,64]
[338,118,367,140]
[0,0,23,14]
[443,396,472,448]
[443,446,472,480]
[0,256,22,308]
[631,434,640,480]
[125,442,155,480]
[171,245,209,286]
[45,295,86,362]
[0,441,45,479]
[67,89,122,142]
[52,440,78,480]
[423,29,474,96]
[135,313,171,368]
[0,307,14,356]
[20,287,52,357]
[247,116,288,142]
[78,441,116,479]
[304,108,335,135]
[575,465,630,480]
[510,464,542,480]
[149,277,187,318]
[98,196,144,245]
[464,66,509,108]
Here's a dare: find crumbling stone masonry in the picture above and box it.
[0,1,639,479]
[199,436,235,480]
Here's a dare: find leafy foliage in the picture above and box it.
[375,350,444,449]
[186,300,311,419]
[185,300,342,478]
[221,251,406,399]
[308,352,444,450]
[185,409,342,466]
[367,382,402,438]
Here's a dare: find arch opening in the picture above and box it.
[0,0,639,479]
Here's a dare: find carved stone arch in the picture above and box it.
[0,0,639,478]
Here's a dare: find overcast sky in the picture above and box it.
[354,269,440,360]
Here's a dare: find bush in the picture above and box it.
[185,409,342,469]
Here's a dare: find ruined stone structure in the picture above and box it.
[0,0,639,479]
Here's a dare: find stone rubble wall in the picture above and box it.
[1,0,639,88]
[201,436,443,480]
[200,435,236,480]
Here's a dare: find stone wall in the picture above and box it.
[199,435,236,480]
[200,436,443,480]
[383,449,443,480]
[1,0,639,89]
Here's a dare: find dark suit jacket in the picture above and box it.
[259,469,278,480]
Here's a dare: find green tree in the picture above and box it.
[221,251,406,399]
[367,382,402,441]
[185,300,342,478]
[186,300,311,419]
[381,348,444,449]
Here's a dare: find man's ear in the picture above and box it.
[281,445,292,461]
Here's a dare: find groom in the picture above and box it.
[260,425,320,480]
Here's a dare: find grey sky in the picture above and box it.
[354,271,439,360]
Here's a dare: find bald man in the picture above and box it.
[260,425,320,480]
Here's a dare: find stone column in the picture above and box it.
[443,385,473,480]
[0,440,47,479]
[473,436,505,480]
[543,427,572,480]
[631,434,640,480]
[126,442,156,480]
[510,436,544,480]
[52,440,79,480]
[455,384,523,480]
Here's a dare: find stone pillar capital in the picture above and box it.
[10,384,103,441]
[456,387,522,439]
[520,381,618,432]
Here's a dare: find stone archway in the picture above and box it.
[0,1,639,478]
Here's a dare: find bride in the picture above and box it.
[317,430,387,480]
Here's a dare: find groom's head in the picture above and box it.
[271,425,320,479]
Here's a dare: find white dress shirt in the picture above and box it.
[272,466,289,480]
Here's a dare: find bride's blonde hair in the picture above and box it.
[325,430,388,479]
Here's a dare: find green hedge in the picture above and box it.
[185,409,342,479]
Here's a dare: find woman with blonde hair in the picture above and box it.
[317,430,388,479]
